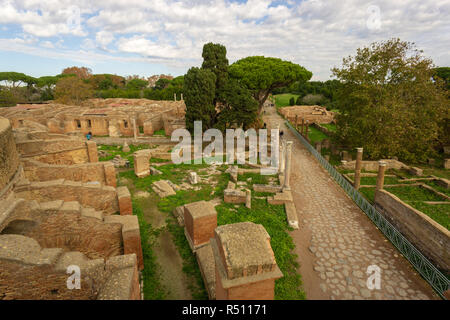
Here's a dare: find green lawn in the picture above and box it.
[307,126,329,144]
[385,185,445,202]
[406,202,449,231]
[274,93,300,107]
[153,129,166,136]
[321,123,337,132]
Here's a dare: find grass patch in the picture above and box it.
[98,144,152,165]
[216,199,306,300]
[132,199,167,299]
[424,181,450,197]
[321,123,337,132]
[274,93,300,107]
[385,185,445,202]
[153,129,166,136]
[307,126,329,145]
[359,187,376,203]
[165,214,209,299]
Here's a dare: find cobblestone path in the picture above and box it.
[263,106,439,300]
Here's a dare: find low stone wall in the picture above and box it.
[339,159,407,171]
[311,122,334,136]
[23,159,116,187]
[14,180,119,215]
[374,189,450,272]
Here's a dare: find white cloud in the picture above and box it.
[0,0,449,79]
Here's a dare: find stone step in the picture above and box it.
[267,190,293,205]
[285,202,299,229]
[81,207,104,220]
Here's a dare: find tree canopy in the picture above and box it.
[332,38,449,162]
[54,76,94,105]
[184,67,217,132]
[229,56,312,112]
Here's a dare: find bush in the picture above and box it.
[289,97,295,106]
[0,89,18,107]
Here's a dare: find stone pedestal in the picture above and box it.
[354,147,363,190]
[211,222,283,300]
[133,150,151,178]
[117,186,133,215]
[86,141,98,163]
[123,141,130,153]
[184,201,217,251]
[189,172,198,185]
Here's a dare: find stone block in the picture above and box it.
[189,171,198,185]
[184,200,217,251]
[445,159,450,169]
[211,222,283,300]
[224,189,246,204]
[408,167,423,176]
[152,180,176,198]
[133,150,151,178]
[285,202,298,229]
[117,186,132,215]
[103,162,117,187]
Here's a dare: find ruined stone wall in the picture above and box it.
[15,181,119,215]
[25,213,123,260]
[0,260,96,300]
[23,160,115,186]
[375,189,450,272]
[0,117,20,192]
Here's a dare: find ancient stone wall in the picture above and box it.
[22,159,116,186]
[0,117,20,192]
[374,189,450,272]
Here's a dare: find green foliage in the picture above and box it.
[0,71,36,87]
[154,78,171,90]
[132,200,167,299]
[0,89,18,107]
[201,42,229,95]
[54,76,94,105]
[332,38,449,162]
[184,67,217,132]
[126,78,148,90]
[216,78,258,130]
[407,202,449,230]
[289,97,295,106]
[433,67,450,90]
[229,56,312,112]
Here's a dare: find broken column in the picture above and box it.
[184,201,217,251]
[283,141,293,190]
[174,93,177,101]
[315,141,322,153]
[211,222,283,300]
[181,93,183,100]
[133,150,151,178]
[86,141,98,163]
[354,147,363,190]
[132,118,137,142]
[123,141,130,153]
[245,189,251,209]
[305,121,309,141]
[375,161,387,201]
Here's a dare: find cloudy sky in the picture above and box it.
[0,0,449,80]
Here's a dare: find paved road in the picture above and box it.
[263,106,438,300]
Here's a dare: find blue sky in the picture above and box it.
[0,0,449,80]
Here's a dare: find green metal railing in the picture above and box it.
[285,121,449,299]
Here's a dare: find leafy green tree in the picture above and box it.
[126,78,148,90]
[54,76,94,105]
[433,67,450,90]
[229,56,312,112]
[184,67,217,132]
[332,38,449,162]
[0,72,36,88]
[155,78,171,90]
[216,78,258,130]
[0,89,18,107]
[201,42,229,99]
